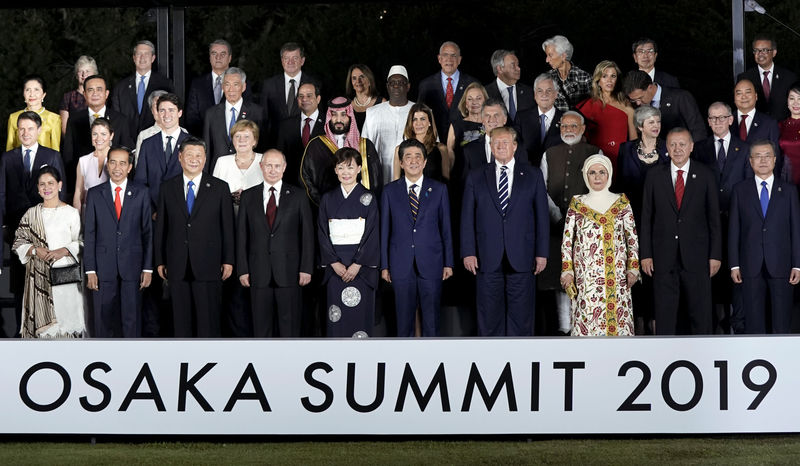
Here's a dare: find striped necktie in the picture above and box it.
[409,184,419,222]
[499,166,509,214]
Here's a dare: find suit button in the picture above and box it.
[564,185,568,189]
[678,219,681,223]
[270,234,274,237]
[674,235,679,239]
[412,245,415,248]
[566,161,571,165]
[117,231,121,236]
[187,223,191,227]
[413,229,416,233]
[720,189,724,192]
[763,228,767,232]
[184,240,188,244]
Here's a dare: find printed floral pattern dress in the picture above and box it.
[561,194,639,336]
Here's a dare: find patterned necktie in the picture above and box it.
[165,135,173,163]
[409,183,419,222]
[23,149,31,175]
[717,138,726,171]
[739,114,748,141]
[187,180,195,215]
[214,75,222,105]
[445,77,454,108]
[302,117,311,147]
[507,85,517,121]
[266,186,277,228]
[229,107,237,138]
[539,113,547,141]
[499,166,509,214]
[114,186,122,220]
[763,70,771,101]
[287,79,296,113]
[137,75,146,114]
[760,180,769,217]
[675,169,685,209]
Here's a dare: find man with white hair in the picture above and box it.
[515,73,564,166]
[542,35,591,112]
[485,49,533,122]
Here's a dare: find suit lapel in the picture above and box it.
[664,166,678,213]
[272,184,290,231]
[126,75,138,114]
[681,165,699,211]
[484,164,503,215]
[505,164,526,215]
[750,179,765,219]
[102,183,118,221]
[190,177,211,219]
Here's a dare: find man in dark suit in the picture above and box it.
[111,40,175,136]
[63,75,134,196]
[259,42,319,148]
[640,128,722,335]
[0,111,66,337]
[84,146,152,337]
[731,79,782,175]
[461,127,549,336]
[631,38,680,88]
[737,35,798,121]
[729,140,800,333]
[416,41,478,141]
[237,149,314,337]
[276,82,324,186]
[515,73,564,166]
[623,71,706,142]
[462,99,528,176]
[186,39,232,136]
[203,67,267,172]
[154,137,235,337]
[381,139,454,337]
[485,50,533,123]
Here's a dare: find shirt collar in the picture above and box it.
[22,142,39,152]
[758,63,775,75]
[161,126,183,141]
[89,106,107,117]
[183,172,203,186]
[284,71,302,85]
[756,174,774,186]
[441,69,460,86]
[671,159,690,174]
[495,157,516,170]
[110,178,128,193]
[405,175,424,192]
[225,98,243,112]
[138,70,152,80]
[303,108,320,120]
[264,179,282,194]
[652,84,662,104]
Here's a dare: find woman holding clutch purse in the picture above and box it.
[14,166,84,338]
[560,154,639,336]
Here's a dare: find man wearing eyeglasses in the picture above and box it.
[737,34,798,121]
[631,38,680,89]
[514,74,564,166]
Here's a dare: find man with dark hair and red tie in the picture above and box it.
[737,34,798,121]
[276,82,325,186]
[731,79,782,176]
[237,149,314,337]
[640,127,722,335]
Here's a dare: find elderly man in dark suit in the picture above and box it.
[416,41,477,141]
[515,73,564,166]
[485,50,533,123]
[186,39,234,136]
[631,38,680,89]
[0,111,66,337]
[237,149,314,337]
[111,40,175,135]
[276,82,325,186]
[731,79,782,176]
[461,126,549,336]
[640,128,722,335]
[737,34,798,121]
[154,137,235,337]
[729,140,800,334]
[84,146,152,337]
[623,71,706,142]
[203,67,267,172]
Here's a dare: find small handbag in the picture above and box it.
[49,263,82,286]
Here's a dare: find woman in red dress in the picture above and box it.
[779,84,800,185]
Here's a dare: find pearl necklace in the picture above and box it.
[353,95,374,108]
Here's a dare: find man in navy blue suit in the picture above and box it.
[0,111,66,337]
[731,79,782,176]
[729,140,800,334]
[84,146,153,337]
[461,127,549,336]
[381,139,454,337]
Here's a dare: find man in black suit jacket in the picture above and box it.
[515,73,564,166]
[111,40,175,136]
[0,111,67,337]
[623,71,706,142]
[154,137,235,337]
[276,82,324,186]
[185,39,232,137]
[631,38,680,88]
[237,149,314,337]
[485,49,533,123]
[737,35,798,121]
[640,128,722,335]
[461,99,528,177]
[731,80,782,175]
[259,42,320,148]
[63,75,134,196]
[203,67,267,172]
[416,41,478,141]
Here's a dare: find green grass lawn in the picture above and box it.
[1,436,800,465]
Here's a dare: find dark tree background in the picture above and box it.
[1,1,799,139]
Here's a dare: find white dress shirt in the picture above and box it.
[737,109,756,135]
[224,98,244,132]
[263,179,283,211]
[495,157,516,194]
[284,72,303,102]
[183,173,203,200]
[300,109,320,135]
[670,160,690,188]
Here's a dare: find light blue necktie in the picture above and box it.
[539,113,547,141]
[213,75,222,105]
[760,180,769,217]
[187,180,195,215]
[23,149,31,175]
[499,166,509,214]
[228,107,237,139]
[507,85,517,121]
[137,75,146,114]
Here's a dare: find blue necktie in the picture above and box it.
[539,113,547,141]
[213,75,222,105]
[137,75,146,114]
[499,166,509,214]
[187,180,195,215]
[23,149,31,175]
[760,180,769,217]
[228,107,237,139]
[507,85,517,121]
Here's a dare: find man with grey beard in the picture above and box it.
[538,111,601,335]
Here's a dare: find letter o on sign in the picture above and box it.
[19,362,71,412]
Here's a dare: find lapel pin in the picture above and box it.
[285,190,290,194]
[427,187,432,192]
[778,186,783,192]
[127,191,132,196]
[692,173,696,179]
[734,147,740,151]
[754,122,760,127]
[206,182,211,188]
[666,102,671,107]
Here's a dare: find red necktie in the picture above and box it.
[114,186,122,220]
[763,70,771,101]
[675,169,685,209]
[445,77,454,108]
[302,117,311,147]
[266,186,277,228]
[739,114,748,141]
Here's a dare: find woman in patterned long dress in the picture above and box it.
[317,147,379,338]
[560,154,639,336]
